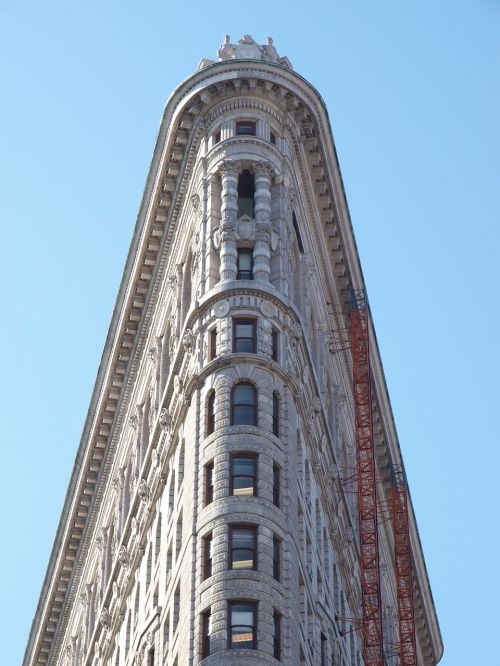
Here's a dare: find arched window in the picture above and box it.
[207,391,215,436]
[231,383,257,426]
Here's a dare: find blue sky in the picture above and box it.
[1,1,499,664]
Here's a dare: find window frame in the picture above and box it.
[231,382,258,426]
[230,453,257,498]
[205,461,214,506]
[203,532,213,580]
[271,327,279,362]
[236,120,256,136]
[236,248,254,280]
[272,535,281,581]
[201,608,212,658]
[272,463,280,508]
[273,610,282,660]
[209,327,217,361]
[227,600,258,650]
[272,392,280,437]
[233,318,257,354]
[229,524,257,571]
[207,391,215,437]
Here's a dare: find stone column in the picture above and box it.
[218,161,238,282]
[253,162,273,282]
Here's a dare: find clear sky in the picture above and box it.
[1,1,499,664]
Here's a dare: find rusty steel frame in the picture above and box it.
[392,466,418,666]
[351,289,384,666]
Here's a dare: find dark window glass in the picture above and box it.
[202,609,212,658]
[214,130,221,144]
[270,131,277,145]
[273,611,281,660]
[207,392,215,436]
[273,536,281,581]
[147,647,155,666]
[233,319,256,353]
[231,383,257,426]
[203,533,213,580]
[271,328,278,361]
[230,525,257,570]
[273,392,280,436]
[230,455,257,497]
[228,601,257,650]
[205,462,214,505]
[321,632,327,666]
[237,249,253,279]
[236,121,256,136]
[273,464,280,507]
[292,211,305,252]
[237,170,255,217]
[209,328,217,360]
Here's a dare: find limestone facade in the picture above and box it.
[24,36,443,666]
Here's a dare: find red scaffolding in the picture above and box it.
[391,467,418,666]
[351,290,384,666]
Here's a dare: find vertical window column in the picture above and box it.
[218,161,238,282]
[252,162,273,282]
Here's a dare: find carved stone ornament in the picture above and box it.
[148,347,157,364]
[214,299,230,318]
[159,407,171,432]
[182,328,194,354]
[311,396,322,414]
[95,535,103,551]
[138,479,150,503]
[99,607,110,629]
[190,193,201,216]
[118,545,129,568]
[174,374,181,393]
[271,229,279,252]
[289,321,302,347]
[79,591,88,607]
[151,447,159,468]
[129,413,138,430]
[260,300,274,318]
[168,274,178,291]
[212,228,221,250]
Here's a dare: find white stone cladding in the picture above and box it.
[24,36,443,666]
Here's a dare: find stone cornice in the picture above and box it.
[24,59,442,665]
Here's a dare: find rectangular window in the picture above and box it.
[236,121,256,136]
[230,454,257,497]
[292,211,305,252]
[233,318,256,353]
[320,632,327,666]
[205,462,214,505]
[237,248,253,279]
[147,648,155,666]
[229,525,257,570]
[214,130,221,144]
[228,601,257,649]
[209,328,217,360]
[273,611,282,660]
[202,609,212,658]
[273,535,281,581]
[270,131,277,145]
[272,393,280,437]
[203,533,213,580]
[271,327,279,361]
[273,463,280,507]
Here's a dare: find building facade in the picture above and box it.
[24,36,442,666]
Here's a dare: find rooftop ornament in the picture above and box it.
[198,34,292,70]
